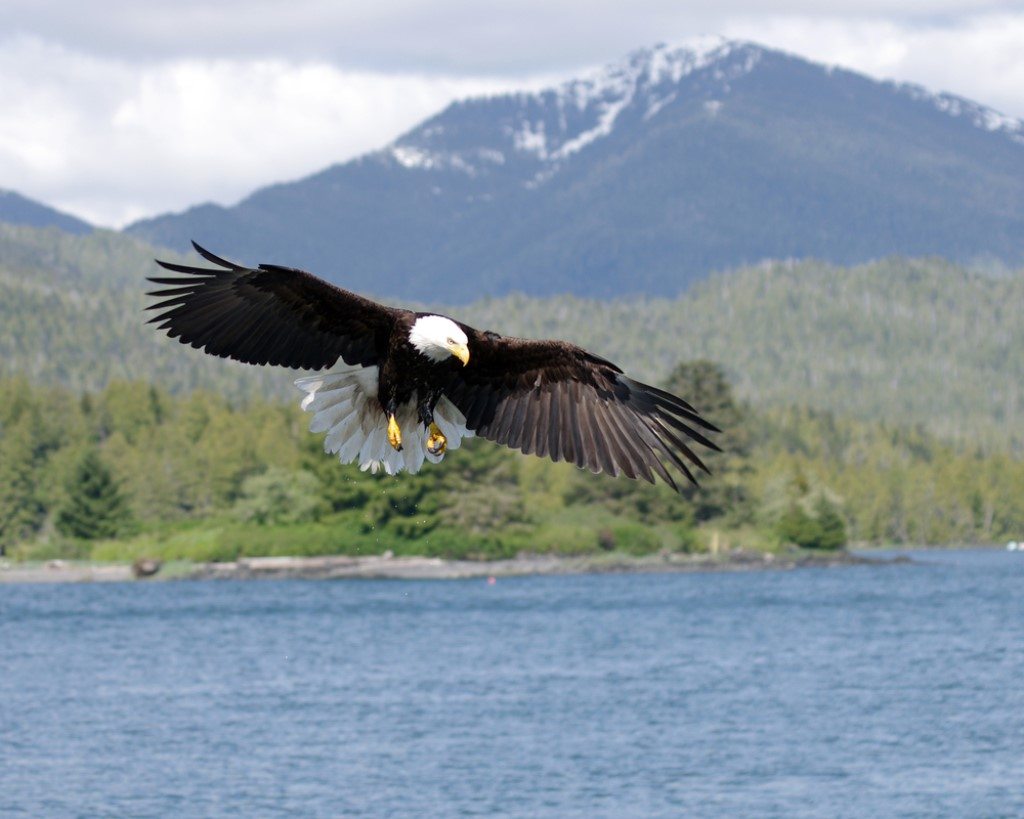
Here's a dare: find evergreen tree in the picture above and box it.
[0,422,44,550]
[812,495,848,550]
[55,448,132,540]
[775,495,848,550]
[776,503,817,549]
[663,360,753,522]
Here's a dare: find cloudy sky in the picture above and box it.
[3,1,1023,227]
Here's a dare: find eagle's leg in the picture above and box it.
[418,401,446,457]
[385,399,402,451]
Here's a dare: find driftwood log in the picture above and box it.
[131,558,162,579]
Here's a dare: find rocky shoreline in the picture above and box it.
[0,548,897,584]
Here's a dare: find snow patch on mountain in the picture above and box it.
[387,144,507,176]
[514,37,751,162]
[899,84,1024,143]
[549,89,632,159]
[390,145,436,170]
[513,121,547,157]
[644,92,677,121]
[384,37,762,179]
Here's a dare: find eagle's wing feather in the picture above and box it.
[446,331,720,490]
[146,242,402,369]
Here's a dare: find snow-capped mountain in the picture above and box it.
[382,38,1024,195]
[128,39,1024,300]
[380,39,764,189]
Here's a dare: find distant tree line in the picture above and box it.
[2,223,1023,448]
[2,362,1021,563]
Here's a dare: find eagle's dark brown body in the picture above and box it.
[147,243,720,489]
[379,314,462,423]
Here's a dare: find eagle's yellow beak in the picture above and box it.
[450,343,470,366]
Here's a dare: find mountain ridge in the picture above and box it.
[112,39,1024,300]
[1,224,1020,445]
[0,189,94,235]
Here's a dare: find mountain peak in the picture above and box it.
[521,38,760,161]
[595,36,757,96]
[386,38,762,171]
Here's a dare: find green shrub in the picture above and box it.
[233,468,328,525]
[404,528,519,560]
[229,519,374,558]
[529,522,602,555]
[90,526,238,563]
[608,523,663,555]
[776,496,848,550]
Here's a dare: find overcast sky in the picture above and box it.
[3,1,1023,227]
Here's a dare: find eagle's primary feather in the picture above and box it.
[147,242,720,490]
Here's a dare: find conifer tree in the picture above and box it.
[55,448,132,540]
[663,360,753,522]
[812,495,848,550]
[0,426,44,550]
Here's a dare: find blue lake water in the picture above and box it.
[2,549,1023,818]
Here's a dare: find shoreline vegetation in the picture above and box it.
[0,547,895,584]
[3,357,1023,568]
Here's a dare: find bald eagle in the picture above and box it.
[147,243,719,491]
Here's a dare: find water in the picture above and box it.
[2,549,1022,818]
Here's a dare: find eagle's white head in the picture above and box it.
[409,315,470,365]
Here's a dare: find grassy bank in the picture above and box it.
[16,507,717,565]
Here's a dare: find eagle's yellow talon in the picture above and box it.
[427,422,447,456]
[387,414,402,451]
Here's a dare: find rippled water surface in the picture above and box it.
[2,549,1023,817]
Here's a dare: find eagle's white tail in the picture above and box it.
[295,366,473,475]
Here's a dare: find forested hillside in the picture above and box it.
[3,368,1021,560]
[1,225,1021,444]
[0,226,286,399]
[460,260,1024,445]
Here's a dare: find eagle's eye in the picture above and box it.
[446,337,455,345]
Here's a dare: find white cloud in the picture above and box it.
[3,1,1022,70]
[0,37,527,227]
[721,14,1024,119]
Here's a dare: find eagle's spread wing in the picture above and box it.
[446,331,720,490]
[146,242,402,369]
